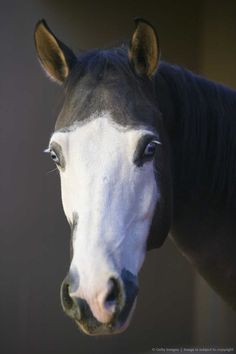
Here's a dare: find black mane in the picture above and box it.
[66,46,134,87]
[155,63,236,208]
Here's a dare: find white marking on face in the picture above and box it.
[50,112,159,319]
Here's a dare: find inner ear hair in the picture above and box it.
[34,19,77,84]
[129,18,160,78]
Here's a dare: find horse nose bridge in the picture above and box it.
[71,225,123,271]
[80,174,127,219]
[73,178,129,238]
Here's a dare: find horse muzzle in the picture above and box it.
[60,269,139,335]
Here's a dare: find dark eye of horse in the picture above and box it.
[143,141,158,158]
[134,136,161,167]
[50,150,60,165]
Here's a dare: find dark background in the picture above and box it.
[0,1,236,353]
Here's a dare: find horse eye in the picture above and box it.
[143,141,158,158]
[50,150,60,164]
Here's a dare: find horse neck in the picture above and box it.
[155,62,236,212]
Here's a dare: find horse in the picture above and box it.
[34,18,236,335]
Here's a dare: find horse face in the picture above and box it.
[49,115,160,334]
[35,19,171,334]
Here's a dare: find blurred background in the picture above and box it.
[0,0,236,353]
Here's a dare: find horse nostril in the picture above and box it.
[61,280,74,311]
[104,277,121,309]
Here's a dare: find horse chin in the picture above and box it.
[75,298,137,336]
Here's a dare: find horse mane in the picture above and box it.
[156,63,236,207]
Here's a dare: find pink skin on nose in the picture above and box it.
[88,281,117,324]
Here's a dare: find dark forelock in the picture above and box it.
[55,46,161,131]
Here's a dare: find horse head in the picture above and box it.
[34,19,172,335]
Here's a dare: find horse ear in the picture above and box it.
[34,20,77,84]
[129,18,160,78]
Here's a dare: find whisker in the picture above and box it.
[46,167,58,175]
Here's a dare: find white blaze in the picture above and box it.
[50,113,159,306]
